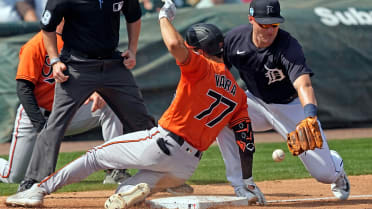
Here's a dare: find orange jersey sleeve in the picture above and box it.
[16,32,64,111]
[158,49,249,151]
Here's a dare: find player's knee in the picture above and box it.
[85,150,102,170]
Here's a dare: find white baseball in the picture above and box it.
[272,149,285,162]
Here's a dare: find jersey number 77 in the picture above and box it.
[195,89,237,127]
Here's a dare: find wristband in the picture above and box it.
[50,57,60,66]
[304,103,317,118]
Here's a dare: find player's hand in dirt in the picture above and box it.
[243,177,266,205]
[234,177,266,205]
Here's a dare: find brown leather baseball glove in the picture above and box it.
[287,116,323,156]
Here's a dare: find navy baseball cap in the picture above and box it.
[249,0,285,24]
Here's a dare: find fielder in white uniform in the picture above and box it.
[217,0,350,201]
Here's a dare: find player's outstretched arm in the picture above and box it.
[293,74,317,107]
[287,74,323,156]
[159,0,189,63]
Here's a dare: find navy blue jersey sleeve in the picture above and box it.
[223,34,232,69]
[281,37,313,83]
[223,29,237,70]
[122,0,141,23]
[40,0,66,32]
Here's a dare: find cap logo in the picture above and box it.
[249,8,254,16]
[266,5,274,15]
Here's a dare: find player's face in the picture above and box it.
[249,17,279,48]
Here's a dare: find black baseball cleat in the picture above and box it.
[18,178,38,193]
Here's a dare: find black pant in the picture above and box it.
[25,51,155,181]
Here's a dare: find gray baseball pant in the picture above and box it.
[0,102,122,183]
[39,126,200,194]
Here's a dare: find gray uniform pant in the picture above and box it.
[217,90,344,187]
[39,126,201,195]
[25,53,155,181]
[0,102,122,183]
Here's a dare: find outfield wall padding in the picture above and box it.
[0,0,371,142]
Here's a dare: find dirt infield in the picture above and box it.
[1,175,372,209]
[1,128,371,208]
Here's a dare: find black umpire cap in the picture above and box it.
[185,23,224,56]
[249,0,285,24]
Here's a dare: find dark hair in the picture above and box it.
[185,23,224,56]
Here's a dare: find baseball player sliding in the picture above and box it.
[0,20,128,185]
[5,0,265,208]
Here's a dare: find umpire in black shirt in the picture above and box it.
[16,0,155,192]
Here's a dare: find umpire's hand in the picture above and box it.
[122,49,136,69]
[53,62,69,83]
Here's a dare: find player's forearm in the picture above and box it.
[17,80,46,131]
[126,19,141,54]
[42,30,59,60]
[159,18,188,63]
[293,74,317,107]
[231,120,254,179]
[297,85,317,106]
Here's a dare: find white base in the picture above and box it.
[147,195,249,209]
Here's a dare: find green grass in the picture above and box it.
[1,138,371,196]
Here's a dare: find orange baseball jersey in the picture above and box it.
[16,32,64,111]
[158,49,249,151]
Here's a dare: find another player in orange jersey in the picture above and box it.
[6,0,264,208]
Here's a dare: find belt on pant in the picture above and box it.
[266,93,298,104]
[167,131,202,159]
[67,48,115,59]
